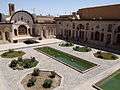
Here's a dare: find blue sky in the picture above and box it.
[0,0,120,16]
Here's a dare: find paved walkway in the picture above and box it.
[0,39,62,51]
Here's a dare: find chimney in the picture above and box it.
[8,3,15,16]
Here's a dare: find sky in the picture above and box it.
[0,0,120,16]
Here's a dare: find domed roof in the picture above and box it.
[10,10,35,23]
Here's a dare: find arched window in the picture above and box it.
[21,16,23,21]
[68,30,71,37]
[77,24,84,30]
[91,28,94,30]
[101,33,104,42]
[73,23,75,29]
[108,24,112,32]
[86,23,89,30]
[14,29,17,36]
[0,31,2,40]
[48,29,50,35]
[95,31,100,41]
[91,32,94,40]
[117,26,120,33]
[43,30,46,38]
[32,28,35,36]
[96,25,100,29]
[116,34,120,44]
[5,32,10,41]
[81,31,84,40]
[18,25,27,35]
[27,20,29,23]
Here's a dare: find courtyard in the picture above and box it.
[0,39,119,90]
[0,1,120,90]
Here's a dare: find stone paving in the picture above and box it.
[0,39,119,90]
[0,39,62,51]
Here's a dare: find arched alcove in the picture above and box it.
[18,25,27,35]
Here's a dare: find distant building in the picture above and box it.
[55,4,120,50]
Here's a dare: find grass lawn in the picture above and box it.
[35,47,97,72]
[1,50,25,58]
[94,52,118,60]
[96,70,120,90]
[73,46,91,52]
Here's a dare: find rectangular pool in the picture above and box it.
[35,47,97,73]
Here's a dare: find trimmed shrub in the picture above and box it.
[32,68,40,76]
[97,55,103,59]
[27,77,36,87]
[8,49,14,53]
[24,39,38,44]
[49,71,56,79]
[43,79,53,88]
[73,46,91,52]
[17,57,23,62]
[111,55,117,60]
[9,58,38,70]
[9,60,17,68]
[97,51,101,54]
[31,57,36,62]
[23,61,31,68]
[59,42,74,47]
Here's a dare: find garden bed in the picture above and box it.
[24,39,39,44]
[1,49,25,58]
[9,57,38,70]
[59,42,74,47]
[21,69,61,90]
[73,46,91,52]
[35,47,97,73]
[94,51,118,60]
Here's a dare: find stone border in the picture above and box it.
[35,47,99,74]
[92,85,102,90]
